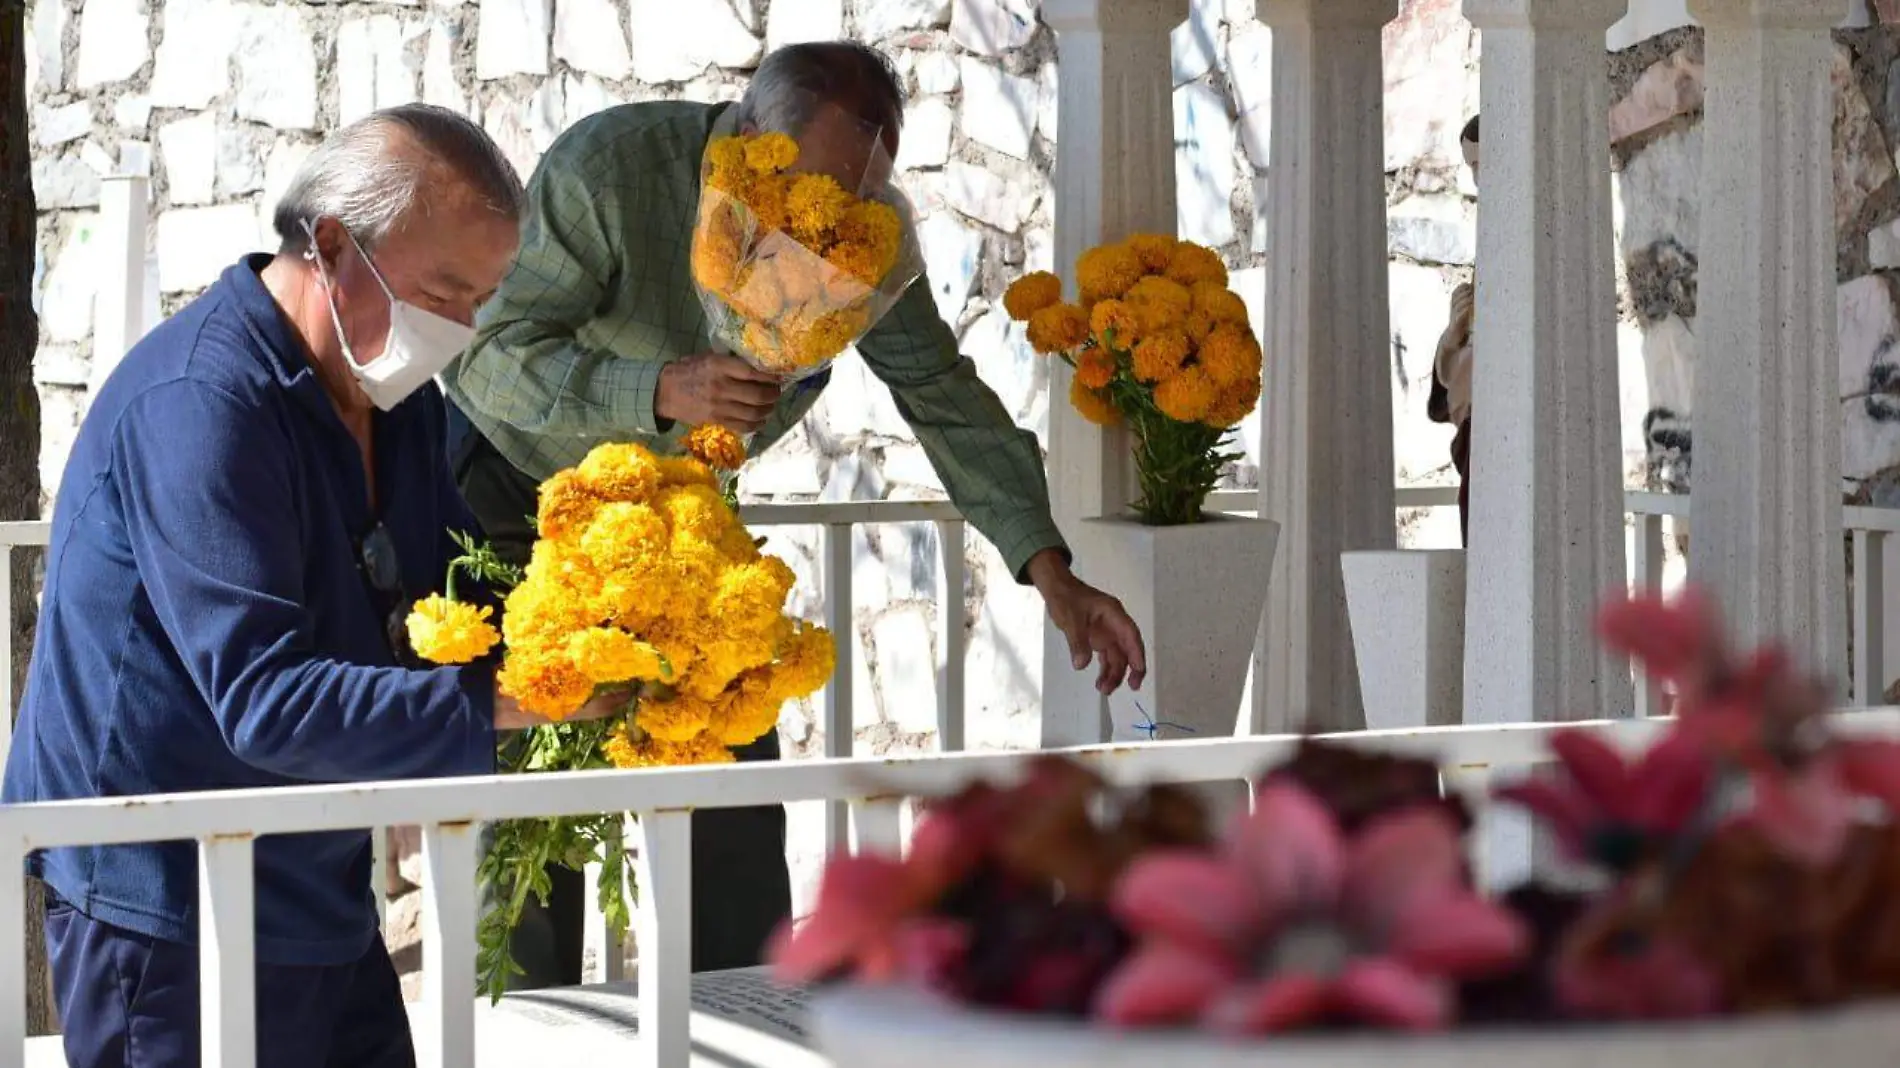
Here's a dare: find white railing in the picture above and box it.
[4,708,1898,1068]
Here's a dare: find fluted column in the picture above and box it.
[1253,0,1399,734]
[1039,0,1187,747]
[1459,0,1633,729]
[1687,0,1848,682]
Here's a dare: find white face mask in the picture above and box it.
[303,219,476,411]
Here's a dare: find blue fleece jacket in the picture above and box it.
[2,255,499,966]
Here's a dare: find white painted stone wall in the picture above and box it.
[24,0,1900,904]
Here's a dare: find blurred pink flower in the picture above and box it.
[1092,783,1526,1033]
[1554,900,1723,1021]
[1495,727,1712,870]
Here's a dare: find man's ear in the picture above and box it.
[308,217,349,272]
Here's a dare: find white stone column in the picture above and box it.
[1039,0,1187,748]
[1459,0,1634,729]
[1686,0,1849,682]
[1252,0,1399,734]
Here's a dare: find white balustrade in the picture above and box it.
[4,710,1900,1068]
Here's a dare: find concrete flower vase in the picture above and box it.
[1340,550,1466,731]
[815,988,1900,1068]
[1069,513,1278,741]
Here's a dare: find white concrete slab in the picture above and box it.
[26,968,825,1068]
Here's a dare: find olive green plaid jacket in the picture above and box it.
[442,100,1066,577]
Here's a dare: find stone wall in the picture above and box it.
[24,0,1900,909]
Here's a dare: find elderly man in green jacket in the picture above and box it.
[443,40,1147,989]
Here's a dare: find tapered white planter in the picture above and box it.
[1341,550,1467,731]
[1070,514,1278,741]
[815,988,1900,1068]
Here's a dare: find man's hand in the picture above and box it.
[655,352,783,433]
[494,688,629,732]
[1026,549,1148,695]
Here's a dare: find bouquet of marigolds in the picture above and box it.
[1003,234,1263,526]
[689,105,925,383]
[403,426,834,998]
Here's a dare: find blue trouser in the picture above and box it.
[45,896,414,1068]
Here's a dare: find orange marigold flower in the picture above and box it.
[1132,330,1191,383]
[691,202,745,294]
[1184,309,1218,345]
[535,469,603,542]
[1125,233,1179,273]
[1164,242,1229,288]
[1004,271,1064,321]
[1076,242,1144,305]
[684,423,748,471]
[497,651,596,722]
[1125,275,1194,334]
[1026,303,1090,355]
[1069,376,1121,427]
[1089,299,1140,350]
[1204,374,1263,428]
[406,596,500,665]
[1191,281,1250,326]
[705,137,750,195]
[577,442,663,503]
[1154,365,1217,423]
[745,132,800,173]
[1197,324,1264,386]
[1075,347,1116,390]
[747,174,794,232]
[830,201,902,283]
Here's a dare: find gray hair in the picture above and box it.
[273,103,524,254]
[735,41,906,142]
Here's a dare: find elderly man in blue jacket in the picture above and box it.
[2,104,620,1068]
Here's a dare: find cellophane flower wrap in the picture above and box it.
[771,588,1900,1037]
[403,438,835,999]
[689,105,925,382]
[1002,234,1263,526]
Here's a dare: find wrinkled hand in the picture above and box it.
[655,352,783,433]
[493,687,628,732]
[1027,550,1147,695]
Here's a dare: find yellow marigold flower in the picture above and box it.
[1075,242,1144,305]
[1089,299,1140,351]
[535,469,604,543]
[744,132,800,173]
[780,306,868,367]
[1075,347,1116,390]
[577,442,663,503]
[1003,271,1064,321]
[711,559,796,632]
[568,627,669,685]
[719,523,763,562]
[1164,241,1229,288]
[705,137,749,195]
[500,574,596,651]
[691,199,746,294]
[1191,281,1250,326]
[1204,374,1263,428]
[604,726,737,769]
[787,174,853,245]
[657,455,719,489]
[1125,233,1179,273]
[1025,303,1089,355]
[497,650,596,721]
[635,692,718,743]
[709,687,783,746]
[1197,324,1264,387]
[578,501,669,574]
[1154,365,1217,423]
[406,595,500,665]
[770,622,836,700]
[1069,377,1121,427]
[657,483,733,542]
[1131,330,1191,383]
[1124,276,1194,334]
[684,424,747,471]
